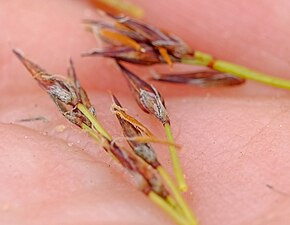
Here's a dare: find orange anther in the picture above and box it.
[100,28,142,51]
[158,47,173,67]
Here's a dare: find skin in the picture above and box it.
[1,0,290,224]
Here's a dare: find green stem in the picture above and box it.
[164,122,188,192]
[81,123,101,143]
[98,0,144,18]
[181,52,290,90]
[149,192,190,225]
[158,166,198,225]
[77,103,112,141]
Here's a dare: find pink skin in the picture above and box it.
[1,0,290,224]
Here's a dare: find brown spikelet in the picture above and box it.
[13,49,95,128]
[83,14,191,66]
[116,61,170,125]
[151,70,246,87]
[111,95,160,168]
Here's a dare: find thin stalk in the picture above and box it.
[81,123,101,143]
[149,192,189,225]
[164,122,188,192]
[158,166,197,225]
[166,196,185,220]
[166,195,178,208]
[77,103,112,140]
[181,51,290,90]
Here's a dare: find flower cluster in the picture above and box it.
[83,14,192,66]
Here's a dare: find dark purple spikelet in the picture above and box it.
[83,14,192,65]
[13,49,96,127]
[110,15,192,58]
[111,95,160,168]
[151,70,246,87]
[116,61,170,125]
[82,45,162,65]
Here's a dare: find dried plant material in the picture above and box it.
[108,141,169,198]
[82,45,161,65]
[111,100,154,137]
[13,50,152,192]
[13,50,197,225]
[111,97,181,149]
[116,61,170,125]
[112,15,192,58]
[82,14,192,66]
[13,50,96,128]
[82,112,197,225]
[111,94,160,168]
[116,61,187,192]
[85,13,290,91]
[13,52,166,197]
[16,116,47,123]
[112,95,197,224]
[89,0,144,19]
[152,70,246,87]
[82,117,169,198]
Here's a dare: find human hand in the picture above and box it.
[1,1,290,224]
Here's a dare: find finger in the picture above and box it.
[1,1,290,225]
[0,123,174,225]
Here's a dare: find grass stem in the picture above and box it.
[78,103,112,140]
[158,166,197,224]
[164,122,188,192]
[149,192,189,225]
[182,52,290,90]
